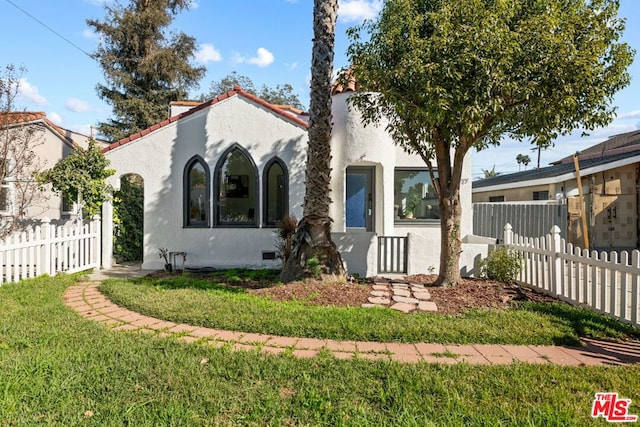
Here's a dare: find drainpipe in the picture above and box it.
[573,154,590,250]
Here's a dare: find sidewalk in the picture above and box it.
[64,281,640,366]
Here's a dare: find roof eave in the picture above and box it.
[473,154,640,193]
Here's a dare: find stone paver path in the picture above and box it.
[362,279,438,313]
[64,282,640,366]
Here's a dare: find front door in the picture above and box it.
[345,167,374,231]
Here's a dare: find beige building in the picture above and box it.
[473,130,640,250]
[0,112,108,223]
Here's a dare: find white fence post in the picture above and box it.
[550,225,562,297]
[41,217,52,276]
[101,199,113,270]
[503,223,513,246]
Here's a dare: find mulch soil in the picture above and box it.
[249,274,559,315]
[150,270,559,315]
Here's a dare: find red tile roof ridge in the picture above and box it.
[102,86,308,154]
[1,112,81,149]
[0,111,47,125]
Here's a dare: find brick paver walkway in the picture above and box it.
[64,282,640,366]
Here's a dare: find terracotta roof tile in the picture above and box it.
[331,68,361,95]
[102,86,309,154]
[0,112,46,125]
[0,112,82,149]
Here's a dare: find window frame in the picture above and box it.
[394,167,440,224]
[262,157,289,227]
[0,184,11,215]
[0,158,14,216]
[532,191,549,201]
[213,144,259,228]
[183,155,211,228]
[61,193,78,216]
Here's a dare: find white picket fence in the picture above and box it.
[0,218,101,284]
[503,223,640,328]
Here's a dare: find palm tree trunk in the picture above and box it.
[281,0,345,282]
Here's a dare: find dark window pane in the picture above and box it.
[187,161,208,226]
[265,162,285,226]
[218,149,256,225]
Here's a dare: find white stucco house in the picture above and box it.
[101,85,483,277]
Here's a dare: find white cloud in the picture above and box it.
[48,112,62,124]
[65,98,91,113]
[616,110,640,120]
[83,0,113,6]
[82,29,97,40]
[285,62,299,70]
[195,44,222,64]
[17,79,47,105]
[284,0,298,3]
[247,48,274,68]
[338,0,382,23]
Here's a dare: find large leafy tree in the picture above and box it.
[281,0,345,282]
[203,72,305,110]
[88,0,205,141]
[347,0,634,286]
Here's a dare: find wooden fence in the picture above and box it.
[504,224,639,328]
[474,202,568,242]
[0,218,101,284]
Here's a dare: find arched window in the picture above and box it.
[214,145,258,227]
[263,157,288,227]
[184,156,210,227]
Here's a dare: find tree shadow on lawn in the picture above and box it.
[519,301,640,345]
[135,268,282,292]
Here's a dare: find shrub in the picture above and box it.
[479,246,522,284]
[113,174,143,261]
[274,215,297,262]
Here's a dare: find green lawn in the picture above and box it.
[100,273,640,346]
[1,274,639,425]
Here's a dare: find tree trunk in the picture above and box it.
[435,190,463,287]
[432,135,464,287]
[281,0,345,282]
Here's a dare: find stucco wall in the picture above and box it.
[106,95,308,270]
[472,183,555,203]
[23,125,76,221]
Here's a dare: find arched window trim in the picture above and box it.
[262,156,289,227]
[213,143,260,227]
[183,155,210,228]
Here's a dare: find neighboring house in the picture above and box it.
[473,130,640,250]
[102,86,478,276]
[0,112,107,223]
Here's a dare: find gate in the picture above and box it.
[377,236,408,274]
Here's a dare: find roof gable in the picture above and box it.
[102,86,309,154]
[1,112,80,149]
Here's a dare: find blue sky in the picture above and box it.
[1,0,638,178]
